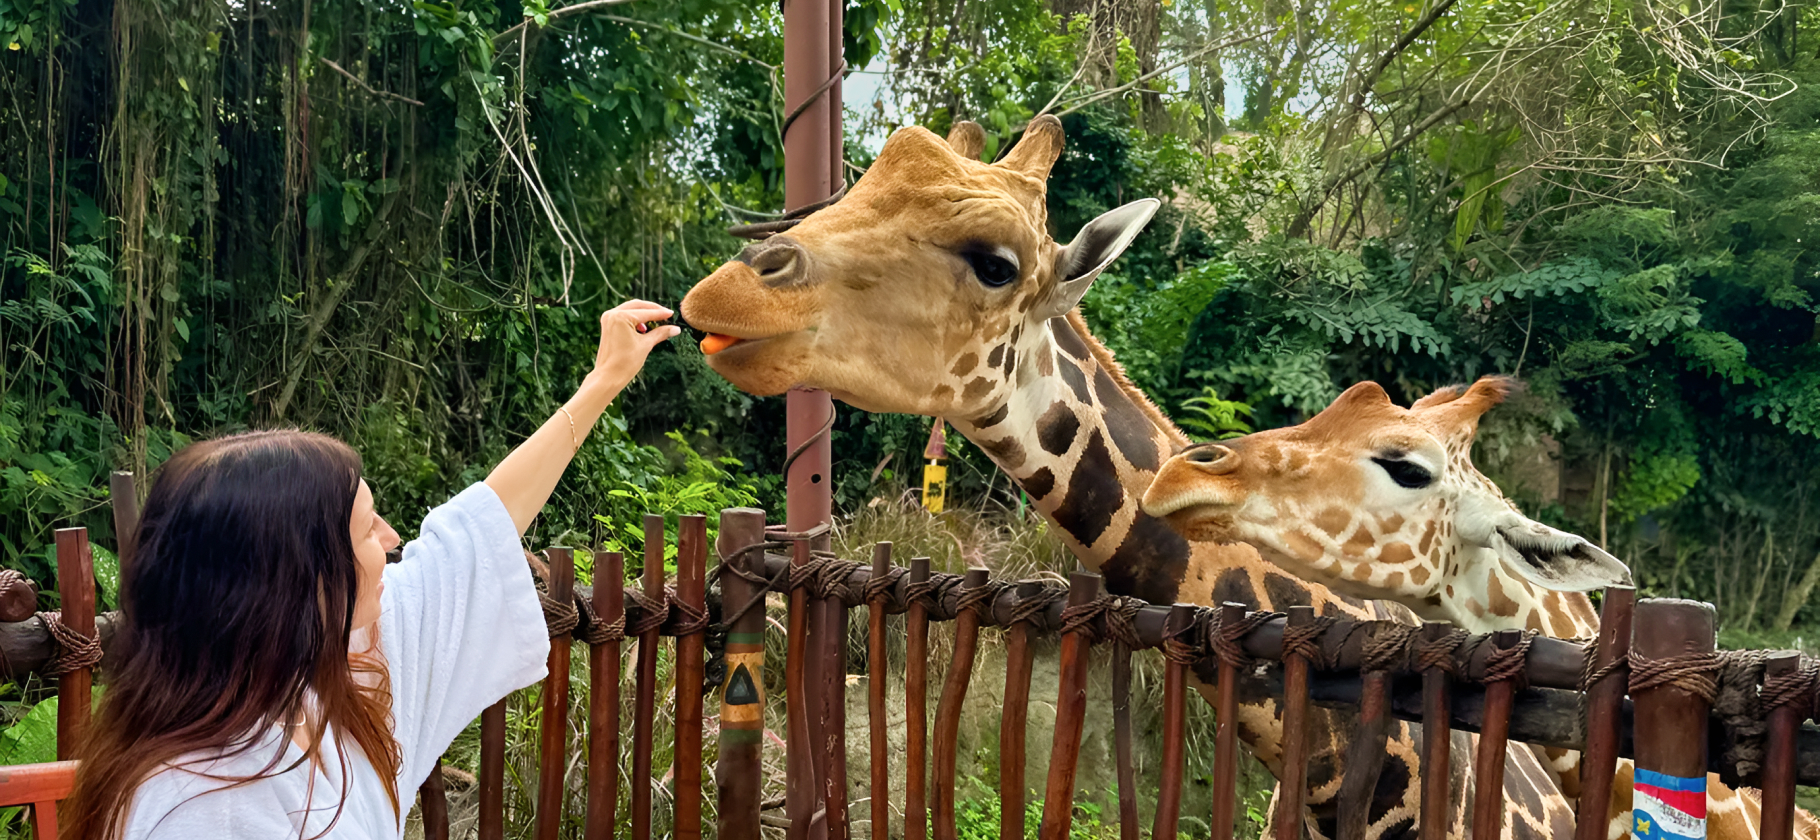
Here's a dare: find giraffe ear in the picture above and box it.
[1491,515,1633,593]
[1038,199,1161,320]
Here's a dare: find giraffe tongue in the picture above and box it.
[701,333,742,356]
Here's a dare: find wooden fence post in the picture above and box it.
[1038,572,1099,840]
[1575,587,1634,840]
[1209,601,1245,840]
[1151,603,1196,840]
[535,548,575,840]
[1273,606,1315,840]
[1760,651,1805,840]
[999,580,1042,840]
[632,515,667,840]
[587,551,626,840]
[1419,622,1456,840]
[109,472,138,573]
[1630,599,1716,840]
[1470,630,1521,840]
[716,510,767,840]
[934,568,989,840]
[866,542,894,840]
[52,528,95,761]
[905,557,931,840]
[674,515,709,840]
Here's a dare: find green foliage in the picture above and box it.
[1178,387,1255,440]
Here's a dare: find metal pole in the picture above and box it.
[782,2,837,832]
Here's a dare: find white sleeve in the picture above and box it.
[379,482,550,795]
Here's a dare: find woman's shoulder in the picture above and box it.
[125,741,309,838]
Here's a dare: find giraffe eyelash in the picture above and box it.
[1372,457,1435,489]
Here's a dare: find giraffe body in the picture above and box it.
[1142,375,1820,840]
[682,118,1575,837]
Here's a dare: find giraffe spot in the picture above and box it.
[1056,358,1092,403]
[1017,294,1034,313]
[1211,568,1257,609]
[1053,430,1121,548]
[987,344,1005,369]
[1036,402,1079,455]
[1369,751,1415,828]
[1022,467,1056,500]
[1350,561,1374,581]
[977,436,1026,470]
[1036,349,1054,376]
[1487,573,1519,617]
[1010,324,1023,345]
[950,352,979,377]
[1003,347,1017,375]
[1051,315,1092,360]
[1286,448,1309,473]
[1283,531,1325,568]
[974,402,1009,429]
[1445,585,1456,599]
[1380,542,1414,565]
[982,317,1009,342]
[931,384,954,404]
[1418,522,1437,555]
[1343,525,1375,557]
[1263,571,1313,610]
[1378,513,1404,533]
[1465,597,1484,616]
[1103,514,1193,605]
[1526,610,1546,632]
[1383,570,1405,591]
[1094,365,1161,472]
[962,376,995,403]
[1422,593,1443,608]
[1314,507,1351,537]
[1411,565,1430,586]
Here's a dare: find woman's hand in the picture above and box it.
[486,299,681,535]
[587,300,683,395]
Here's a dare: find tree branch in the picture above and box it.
[1048,28,1279,118]
[492,0,642,47]
[1345,0,1462,118]
[318,58,424,107]
[1290,96,1473,236]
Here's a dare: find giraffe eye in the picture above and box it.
[964,251,1019,287]
[1373,457,1434,489]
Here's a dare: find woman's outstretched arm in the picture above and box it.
[486,299,681,535]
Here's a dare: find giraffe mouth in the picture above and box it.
[701,333,745,355]
[1150,504,1241,544]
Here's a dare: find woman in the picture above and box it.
[66,301,682,840]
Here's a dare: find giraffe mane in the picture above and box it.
[1063,309,1191,448]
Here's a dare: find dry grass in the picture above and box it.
[406,501,1275,840]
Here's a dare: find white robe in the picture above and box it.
[124,483,551,839]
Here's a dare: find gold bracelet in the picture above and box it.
[558,407,579,454]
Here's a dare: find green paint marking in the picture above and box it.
[727,632,765,645]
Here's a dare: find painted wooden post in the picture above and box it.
[1272,606,1315,840]
[716,510,767,840]
[921,420,947,513]
[1630,599,1716,840]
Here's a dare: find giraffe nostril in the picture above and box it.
[1185,445,1239,474]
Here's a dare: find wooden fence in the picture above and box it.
[11,491,1820,839]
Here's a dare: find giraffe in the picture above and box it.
[1140,374,1819,840]
[680,115,1573,838]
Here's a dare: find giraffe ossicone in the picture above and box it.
[682,119,1578,839]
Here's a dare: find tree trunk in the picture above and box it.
[1773,546,1820,631]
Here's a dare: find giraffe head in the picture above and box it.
[679,116,1158,417]
[1141,377,1631,613]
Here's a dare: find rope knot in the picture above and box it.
[37,611,101,677]
[627,587,670,637]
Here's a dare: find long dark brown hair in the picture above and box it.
[67,430,403,840]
